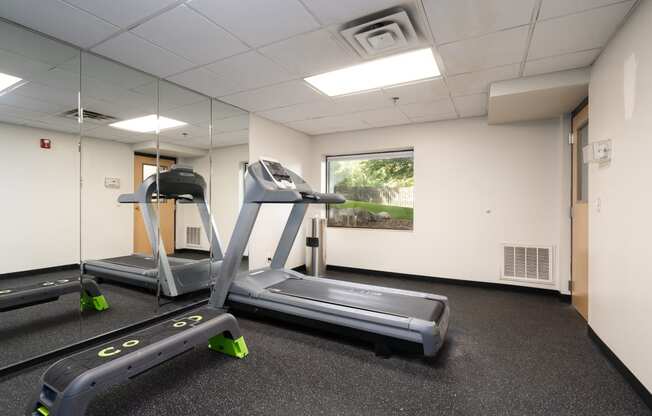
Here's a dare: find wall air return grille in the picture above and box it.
[186,227,201,246]
[502,244,553,284]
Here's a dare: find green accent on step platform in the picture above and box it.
[208,335,249,358]
[80,294,110,312]
[36,405,50,416]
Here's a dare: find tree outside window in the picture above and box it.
[327,150,414,230]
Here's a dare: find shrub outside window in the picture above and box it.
[326,150,414,230]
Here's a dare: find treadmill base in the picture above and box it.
[227,300,431,357]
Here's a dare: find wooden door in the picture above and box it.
[571,104,589,320]
[133,155,175,255]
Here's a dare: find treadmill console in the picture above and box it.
[260,158,296,189]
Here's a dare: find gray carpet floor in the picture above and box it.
[1,269,650,415]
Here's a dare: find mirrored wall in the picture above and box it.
[0,19,249,367]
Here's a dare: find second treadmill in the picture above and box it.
[84,166,223,297]
[213,158,450,356]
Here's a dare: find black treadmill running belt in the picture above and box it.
[99,255,195,270]
[101,255,157,270]
[267,279,445,322]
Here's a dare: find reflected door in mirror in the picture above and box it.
[133,155,175,255]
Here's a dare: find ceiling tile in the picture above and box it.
[382,79,450,105]
[259,29,359,77]
[357,107,410,128]
[399,98,456,118]
[214,114,250,133]
[159,124,210,143]
[539,0,626,21]
[0,21,80,67]
[332,90,394,113]
[438,26,529,75]
[166,67,239,98]
[220,80,323,112]
[528,1,634,60]
[453,93,487,117]
[92,32,194,78]
[424,0,536,44]
[63,0,178,28]
[84,125,153,143]
[14,82,78,108]
[287,114,369,135]
[409,113,458,123]
[131,5,247,66]
[0,0,119,49]
[300,0,409,25]
[213,101,248,120]
[446,64,520,96]
[188,0,319,47]
[204,51,297,93]
[80,53,156,90]
[0,92,70,115]
[524,49,601,76]
[0,50,61,86]
[212,130,249,147]
[258,99,339,123]
[157,81,208,109]
[160,101,212,128]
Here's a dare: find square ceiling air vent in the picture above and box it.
[340,10,419,59]
[59,108,118,124]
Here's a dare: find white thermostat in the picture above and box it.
[104,177,120,189]
[583,140,612,164]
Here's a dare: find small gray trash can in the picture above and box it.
[306,217,326,277]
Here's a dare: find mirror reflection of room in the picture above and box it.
[79,51,161,338]
[0,21,84,367]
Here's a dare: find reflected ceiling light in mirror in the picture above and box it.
[304,48,440,97]
[0,72,26,96]
[109,114,187,133]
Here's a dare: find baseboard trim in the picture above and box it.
[588,326,652,410]
[326,265,569,300]
[0,264,79,280]
[292,264,307,273]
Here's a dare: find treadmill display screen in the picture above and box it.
[261,159,295,189]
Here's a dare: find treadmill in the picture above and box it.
[83,166,223,297]
[213,158,450,356]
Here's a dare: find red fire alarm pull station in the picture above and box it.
[40,138,51,149]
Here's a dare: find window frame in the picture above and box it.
[325,149,415,231]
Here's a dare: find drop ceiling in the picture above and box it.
[0,0,638,136]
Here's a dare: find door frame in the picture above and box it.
[570,98,589,320]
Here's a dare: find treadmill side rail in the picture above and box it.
[26,307,247,416]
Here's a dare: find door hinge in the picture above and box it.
[569,206,573,219]
[568,280,573,292]
[569,132,575,145]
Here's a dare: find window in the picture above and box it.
[326,150,414,230]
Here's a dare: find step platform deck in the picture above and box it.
[26,306,247,416]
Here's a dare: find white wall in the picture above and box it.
[0,123,80,273]
[0,122,133,274]
[248,115,313,270]
[588,0,652,390]
[80,137,133,261]
[175,144,249,253]
[310,117,571,293]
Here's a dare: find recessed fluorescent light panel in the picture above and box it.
[305,48,440,96]
[0,72,25,95]
[109,114,187,133]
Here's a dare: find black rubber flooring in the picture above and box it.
[0,253,245,368]
[1,269,650,415]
